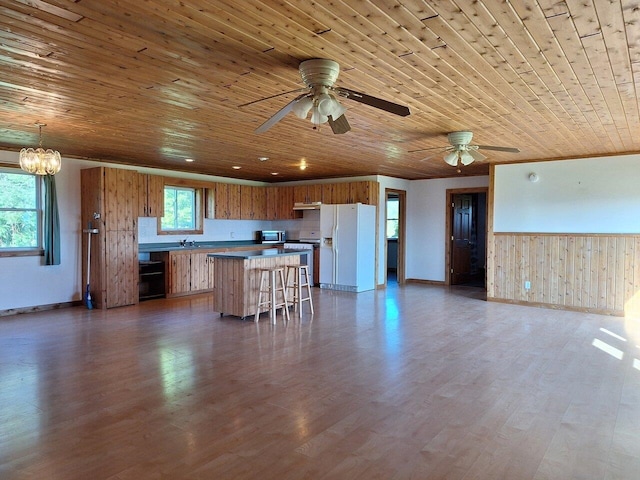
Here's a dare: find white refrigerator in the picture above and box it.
[319,203,376,292]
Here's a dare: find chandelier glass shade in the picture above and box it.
[19,124,61,175]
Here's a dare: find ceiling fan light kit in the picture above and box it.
[413,130,520,167]
[247,58,410,134]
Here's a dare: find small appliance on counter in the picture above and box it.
[256,230,286,244]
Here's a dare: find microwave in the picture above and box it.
[256,230,286,244]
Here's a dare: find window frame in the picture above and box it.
[158,184,204,235]
[0,166,44,257]
[386,196,400,239]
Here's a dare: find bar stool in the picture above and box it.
[255,267,290,324]
[285,265,314,316]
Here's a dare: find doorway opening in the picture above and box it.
[385,189,406,286]
[445,188,488,288]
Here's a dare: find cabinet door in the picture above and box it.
[240,185,254,219]
[137,174,165,217]
[308,184,324,203]
[105,230,138,308]
[214,183,229,219]
[322,183,334,204]
[265,187,279,220]
[293,185,309,204]
[278,186,296,219]
[331,182,351,204]
[169,252,191,294]
[105,168,138,231]
[252,187,267,220]
[227,184,242,219]
[147,175,165,217]
[137,173,149,217]
[208,256,215,289]
[190,252,212,291]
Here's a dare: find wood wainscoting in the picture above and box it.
[487,233,640,316]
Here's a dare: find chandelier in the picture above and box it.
[19,123,62,175]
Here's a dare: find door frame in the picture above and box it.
[445,187,488,286]
[384,188,406,285]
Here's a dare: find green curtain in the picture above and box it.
[43,174,60,265]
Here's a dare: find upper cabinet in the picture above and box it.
[215,183,241,219]
[138,173,164,218]
[293,184,325,204]
[240,185,267,220]
[327,181,379,206]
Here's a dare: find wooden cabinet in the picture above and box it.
[278,186,300,219]
[137,173,164,217]
[265,187,279,220]
[240,185,267,220]
[167,250,215,297]
[293,184,325,204]
[81,167,139,309]
[214,183,241,219]
[328,181,379,205]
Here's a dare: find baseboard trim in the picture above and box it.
[486,296,622,317]
[0,300,82,318]
[406,278,445,286]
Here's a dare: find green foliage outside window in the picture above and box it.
[161,186,196,231]
[0,171,40,249]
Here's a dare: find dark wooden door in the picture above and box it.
[451,194,473,284]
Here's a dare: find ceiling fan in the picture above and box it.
[410,131,520,166]
[240,58,411,134]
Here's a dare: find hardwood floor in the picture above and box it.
[1,284,639,479]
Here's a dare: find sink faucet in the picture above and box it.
[179,238,188,247]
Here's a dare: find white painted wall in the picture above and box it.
[405,175,489,282]
[494,154,640,233]
[1,153,88,310]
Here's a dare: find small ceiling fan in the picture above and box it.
[239,58,411,134]
[410,131,520,166]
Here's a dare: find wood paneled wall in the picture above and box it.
[487,233,640,316]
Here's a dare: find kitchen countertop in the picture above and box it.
[207,248,312,260]
[139,241,269,253]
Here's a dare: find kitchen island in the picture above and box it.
[208,248,311,319]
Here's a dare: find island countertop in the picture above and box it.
[207,248,311,260]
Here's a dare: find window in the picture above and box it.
[386,197,399,239]
[0,168,42,253]
[160,185,202,233]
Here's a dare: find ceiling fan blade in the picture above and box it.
[327,114,351,134]
[255,94,309,133]
[336,87,410,117]
[238,88,308,108]
[468,149,486,162]
[408,146,444,154]
[477,145,520,153]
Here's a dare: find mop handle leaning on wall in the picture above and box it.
[82,223,100,309]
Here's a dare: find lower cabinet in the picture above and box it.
[167,250,215,297]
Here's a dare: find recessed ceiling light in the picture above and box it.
[271,172,279,176]
[232,166,241,169]
[259,156,269,162]
[185,158,194,162]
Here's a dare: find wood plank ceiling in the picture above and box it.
[0,1,638,182]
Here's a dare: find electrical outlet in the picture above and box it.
[524,281,531,290]
[230,232,235,239]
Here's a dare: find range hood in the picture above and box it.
[293,202,322,210]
